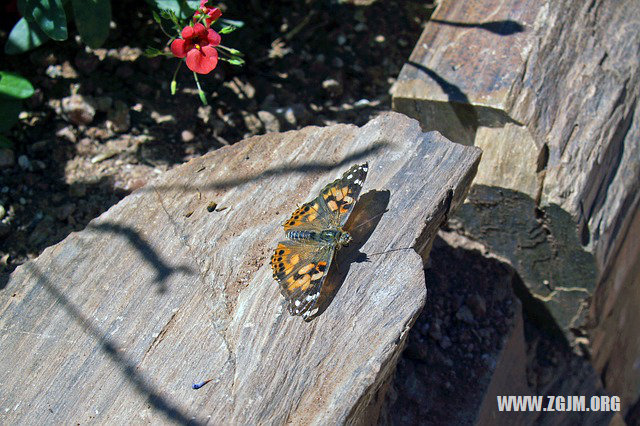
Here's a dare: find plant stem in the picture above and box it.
[193,72,208,105]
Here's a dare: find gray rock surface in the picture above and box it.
[392,1,640,412]
[0,113,480,424]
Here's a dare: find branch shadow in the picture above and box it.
[147,143,388,193]
[430,19,525,36]
[406,61,478,144]
[402,62,519,145]
[87,222,196,293]
[305,189,390,321]
[18,263,200,425]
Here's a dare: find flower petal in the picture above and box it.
[201,45,218,60]
[206,29,221,46]
[186,46,218,74]
[207,8,222,21]
[193,23,207,38]
[170,39,188,58]
[181,25,195,40]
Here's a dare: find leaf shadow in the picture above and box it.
[305,189,390,321]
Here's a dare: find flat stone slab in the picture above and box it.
[392,0,640,363]
[0,112,480,424]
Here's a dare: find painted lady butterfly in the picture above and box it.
[270,163,369,320]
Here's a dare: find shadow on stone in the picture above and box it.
[148,143,388,194]
[22,262,199,426]
[380,234,610,425]
[448,184,598,338]
[88,222,196,293]
[399,63,519,145]
[430,19,525,36]
[305,189,390,321]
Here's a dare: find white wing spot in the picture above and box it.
[347,174,353,179]
[303,307,320,320]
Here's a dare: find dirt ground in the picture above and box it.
[0,0,432,273]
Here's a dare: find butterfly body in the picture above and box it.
[270,163,368,320]
[285,229,352,247]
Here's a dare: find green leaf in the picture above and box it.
[219,18,244,28]
[159,9,181,30]
[226,48,242,56]
[0,98,23,133]
[23,0,68,41]
[148,0,199,20]
[152,10,162,24]
[72,0,111,48]
[5,17,49,54]
[144,47,170,58]
[218,25,237,34]
[0,72,35,99]
[170,80,177,95]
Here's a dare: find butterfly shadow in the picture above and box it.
[305,189,390,321]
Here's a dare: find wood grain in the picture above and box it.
[0,112,480,424]
[392,0,640,349]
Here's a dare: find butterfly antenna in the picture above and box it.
[367,247,414,257]
[192,378,214,390]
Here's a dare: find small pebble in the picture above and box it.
[322,78,342,97]
[467,294,487,318]
[440,336,452,350]
[181,130,195,143]
[18,155,31,170]
[0,149,15,168]
[456,305,475,324]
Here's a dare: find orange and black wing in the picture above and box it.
[283,163,368,231]
[318,163,368,227]
[270,240,334,319]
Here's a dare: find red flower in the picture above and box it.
[171,23,221,74]
[194,1,222,27]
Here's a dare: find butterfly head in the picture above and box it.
[337,230,352,248]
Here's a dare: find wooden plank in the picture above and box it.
[0,112,481,424]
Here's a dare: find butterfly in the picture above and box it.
[270,163,369,320]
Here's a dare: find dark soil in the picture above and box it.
[0,0,433,273]
[381,234,613,425]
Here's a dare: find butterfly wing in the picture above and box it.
[274,163,368,319]
[270,239,334,318]
[282,197,333,232]
[318,163,368,227]
[283,163,368,232]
